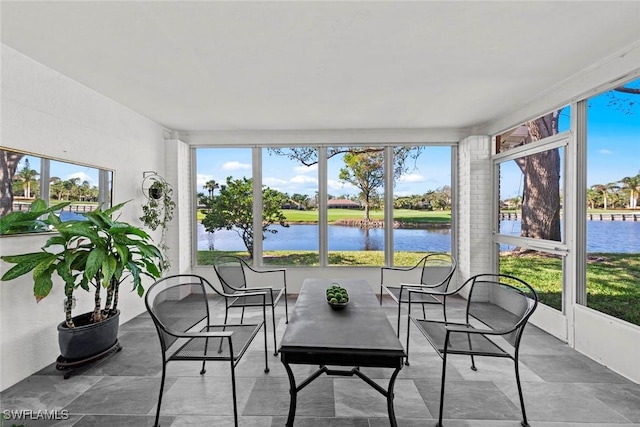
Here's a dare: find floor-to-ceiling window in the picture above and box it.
[195,144,453,267]
[584,77,640,326]
[196,147,253,262]
[392,146,451,265]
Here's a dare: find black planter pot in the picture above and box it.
[57,309,120,361]
[149,186,163,200]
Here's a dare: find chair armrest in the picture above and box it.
[445,324,495,335]
[171,330,234,339]
[407,287,448,298]
[243,264,287,289]
[225,290,268,301]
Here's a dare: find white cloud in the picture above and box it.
[222,161,251,171]
[68,172,93,183]
[196,173,214,188]
[599,149,613,155]
[328,179,356,193]
[263,177,288,187]
[399,173,424,183]
[294,164,317,174]
[290,175,317,184]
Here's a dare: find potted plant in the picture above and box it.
[0,199,163,365]
[140,176,175,269]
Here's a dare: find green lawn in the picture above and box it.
[197,208,451,224]
[500,252,640,326]
[200,250,640,326]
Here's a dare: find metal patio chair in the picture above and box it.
[146,274,269,427]
[212,255,288,355]
[407,273,538,427]
[380,253,456,343]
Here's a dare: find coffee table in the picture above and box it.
[278,278,406,426]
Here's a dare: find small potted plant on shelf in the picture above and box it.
[0,199,164,373]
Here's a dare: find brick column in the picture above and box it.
[456,135,493,286]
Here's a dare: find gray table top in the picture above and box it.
[279,278,405,356]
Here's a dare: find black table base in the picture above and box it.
[282,362,402,427]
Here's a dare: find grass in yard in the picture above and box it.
[196,208,451,224]
[500,252,640,326]
[199,249,639,326]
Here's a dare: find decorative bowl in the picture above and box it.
[327,300,349,310]
[326,283,349,309]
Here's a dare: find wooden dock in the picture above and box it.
[499,212,640,221]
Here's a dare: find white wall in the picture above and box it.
[575,305,640,384]
[0,45,166,390]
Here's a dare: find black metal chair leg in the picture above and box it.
[514,357,529,426]
[438,351,448,427]
[284,289,289,323]
[230,360,239,427]
[271,304,278,356]
[154,362,168,427]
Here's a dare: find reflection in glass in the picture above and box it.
[0,148,111,224]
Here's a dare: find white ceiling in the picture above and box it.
[2,1,640,133]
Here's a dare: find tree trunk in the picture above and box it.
[0,151,24,216]
[515,112,562,242]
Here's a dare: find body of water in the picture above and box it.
[198,219,640,253]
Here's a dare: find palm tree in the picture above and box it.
[15,158,39,199]
[620,174,640,209]
[203,179,219,199]
[586,188,599,209]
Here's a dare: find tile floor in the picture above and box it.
[1,294,640,427]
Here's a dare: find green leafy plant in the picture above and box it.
[140,178,175,269]
[1,199,164,328]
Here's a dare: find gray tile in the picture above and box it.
[497,381,631,424]
[0,413,83,427]
[158,375,255,416]
[77,346,162,377]
[116,330,161,350]
[520,354,631,383]
[170,415,272,427]
[0,375,102,411]
[334,378,430,419]
[414,379,522,422]
[577,382,640,422]
[4,296,640,427]
[244,376,334,417]
[63,376,170,415]
[73,414,173,426]
[270,417,370,427]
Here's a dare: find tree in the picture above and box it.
[515,113,563,242]
[620,174,640,209]
[0,150,24,216]
[512,82,639,242]
[15,158,39,199]
[201,177,288,258]
[338,151,384,221]
[203,179,219,199]
[270,146,420,222]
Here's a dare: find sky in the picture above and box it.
[196,146,452,200]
